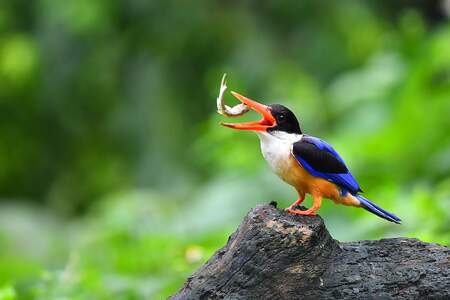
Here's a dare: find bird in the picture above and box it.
[221,91,401,224]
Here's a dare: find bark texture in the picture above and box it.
[172,204,450,300]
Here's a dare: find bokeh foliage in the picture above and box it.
[0,1,449,299]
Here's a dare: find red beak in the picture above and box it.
[221,91,276,131]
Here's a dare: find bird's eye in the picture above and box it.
[278,114,285,120]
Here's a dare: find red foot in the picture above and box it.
[286,208,317,216]
[286,195,305,210]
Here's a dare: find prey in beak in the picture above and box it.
[221,91,276,131]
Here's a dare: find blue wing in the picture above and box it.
[292,135,362,194]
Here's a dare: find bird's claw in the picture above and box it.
[285,207,317,216]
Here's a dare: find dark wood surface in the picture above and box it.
[172,204,450,300]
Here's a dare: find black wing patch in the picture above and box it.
[293,140,348,174]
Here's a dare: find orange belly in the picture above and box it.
[279,155,360,207]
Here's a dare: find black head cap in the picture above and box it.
[268,104,302,134]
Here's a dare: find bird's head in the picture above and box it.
[221,91,302,135]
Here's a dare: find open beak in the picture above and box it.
[221,91,276,131]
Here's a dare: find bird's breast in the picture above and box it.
[259,135,298,185]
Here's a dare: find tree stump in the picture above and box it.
[172,204,450,299]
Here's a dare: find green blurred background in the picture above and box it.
[0,0,450,299]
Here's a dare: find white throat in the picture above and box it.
[256,131,302,178]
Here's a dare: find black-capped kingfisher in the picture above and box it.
[221,91,401,224]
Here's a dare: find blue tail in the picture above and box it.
[355,195,401,224]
